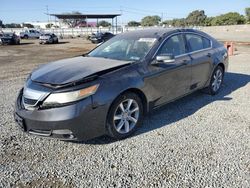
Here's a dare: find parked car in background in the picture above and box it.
[20,29,41,39]
[14,28,229,141]
[39,33,59,44]
[90,32,115,44]
[0,32,20,45]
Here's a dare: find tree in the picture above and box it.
[0,20,3,27]
[163,19,186,27]
[186,10,207,26]
[204,17,214,26]
[22,23,34,28]
[141,15,161,26]
[97,20,111,27]
[4,23,21,28]
[211,12,245,26]
[172,19,186,27]
[62,11,86,28]
[245,8,250,23]
[127,21,141,27]
[46,23,54,28]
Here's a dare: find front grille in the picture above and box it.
[23,97,37,105]
[1,39,9,43]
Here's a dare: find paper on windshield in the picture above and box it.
[138,38,157,43]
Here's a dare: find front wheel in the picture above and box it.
[208,66,224,95]
[106,92,143,139]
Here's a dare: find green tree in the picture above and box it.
[97,20,111,27]
[211,12,245,26]
[127,21,141,27]
[172,18,186,27]
[163,18,186,27]
[245,7,250,23]
[46,23,54,28]
[22,23,34,28]
[204,17,214,26]
[186,10,207,26]
[4,23,21,28]
[62,11,86,28]
[141,15,161,26]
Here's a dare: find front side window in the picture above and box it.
[186,34,211,52]
[89,36,156,61]
[158,34,186,57]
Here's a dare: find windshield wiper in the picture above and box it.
[82,53,89,57]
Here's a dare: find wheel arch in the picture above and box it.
[105,87,148,137]
[107,87,148,118]
[217,62,225,72]
[122,88,148,114]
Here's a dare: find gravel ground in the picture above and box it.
[0,39,249,188]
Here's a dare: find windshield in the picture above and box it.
[41,34,51,36]
[88,35,157,61]
[3,33,14,37]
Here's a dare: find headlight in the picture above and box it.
[43,84,99,106]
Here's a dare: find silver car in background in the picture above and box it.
[39,33,59,44]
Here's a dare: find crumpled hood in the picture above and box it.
[31,56,131,85]
[1,36,12,40]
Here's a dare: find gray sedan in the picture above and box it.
[14,28,228,141]
[39,33,59,44]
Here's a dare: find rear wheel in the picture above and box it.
[106,92,143,139]
[24,35,28,39]
[208,66,224,95]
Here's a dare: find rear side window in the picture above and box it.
[158,34,186,57]
[186,34,211,52]
[203,37,211,49]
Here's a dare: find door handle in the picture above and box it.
[207,53,212,57]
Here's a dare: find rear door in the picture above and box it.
[185,33,213,90]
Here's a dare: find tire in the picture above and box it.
[207,66,224,95]
[106,92,144,139]
[24,35,28,39]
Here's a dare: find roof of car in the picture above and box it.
[118,28,201,39]
[43,33,54,35]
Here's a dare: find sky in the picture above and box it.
[0,0,249,24]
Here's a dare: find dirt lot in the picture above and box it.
[0,38,249,187]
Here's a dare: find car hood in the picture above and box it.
[31,56,132,85]
[1,36,12,40]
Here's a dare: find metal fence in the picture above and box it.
[0,26,159,38]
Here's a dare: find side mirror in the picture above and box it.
[156,54,175,64]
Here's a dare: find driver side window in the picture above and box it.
[158,34,186,57]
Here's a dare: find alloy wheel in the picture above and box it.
[113,99,140,134]
[212,69,223,92]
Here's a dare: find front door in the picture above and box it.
[145,34,192,107]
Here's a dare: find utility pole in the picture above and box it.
[46,5,50,23]
[120,6,123,28]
